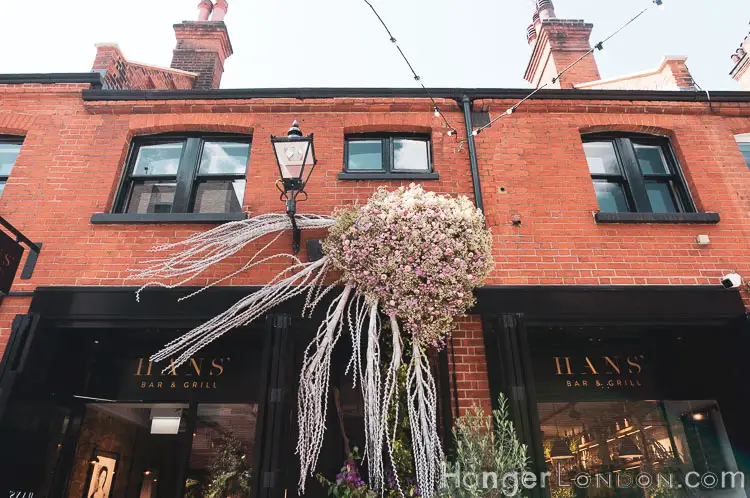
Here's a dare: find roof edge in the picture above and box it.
[0,73,102,89]
[81,87,750,103]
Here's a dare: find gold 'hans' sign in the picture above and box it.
[553,354,644,389]
[134,357,231,391]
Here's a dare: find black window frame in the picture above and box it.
[0,135,24,197]
[114,133,251,215]
[340,132,438,180]
[582,133,695,215]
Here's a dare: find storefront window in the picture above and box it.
[538,399,738,496]
[186,404,258,497]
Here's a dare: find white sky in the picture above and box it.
[0,0,747,90]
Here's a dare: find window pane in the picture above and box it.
[646,181,679,213]
[593,181,630,213]
[125,181,176,213]
[634,143,670,175]
[0,182,5,198]
[193,180,245,213]
[133,142,183,176]
[0,143,21,177]
[583,141,621,175]
[199,141,250,175]
[347,140,383,170]
[739,143,750,169]
[187,404,258,497]
[393,139,430,171]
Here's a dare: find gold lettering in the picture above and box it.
[583,357,599,375]
[167,359,179,376]
[211,358,225,376]
[626,356,642,374]
[188,358,203,377]
[157,382,163,389]
[554,357,573,375]
[141,381,146,388]
[603,356,621,375]
[192,382,198,389]
[135,358,153,376]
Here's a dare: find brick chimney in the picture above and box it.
[524,0,600,89]
[730,32,750,90]
[170,0,233,89]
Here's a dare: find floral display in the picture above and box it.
[131,184,492,497]
[324,185,492,347]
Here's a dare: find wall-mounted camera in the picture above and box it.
[721,273,742,289]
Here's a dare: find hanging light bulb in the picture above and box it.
[447,129,456,136]
[472,129,480,136]
[434,106,441,118]
[618,436,643,459]
[550,438,575,460]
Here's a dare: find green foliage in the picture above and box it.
[442,393,529,497]
[203,435,252,498]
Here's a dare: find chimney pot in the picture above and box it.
[197,0,213,21]
[732,53,741,64]
[537,0,556,20]
[211,0,228,21]
[738,47,747,58]
[527,24,538,45]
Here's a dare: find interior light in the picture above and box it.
[692,413,705,421]
[144,470,152,476]
[150,407,182,435]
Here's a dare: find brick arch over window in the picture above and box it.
[343,124,433,135]
[0,112,34,136]
[128,114,254,137]
[579,124,675,138]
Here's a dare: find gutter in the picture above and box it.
[461,95,484,212]
[80,86,750,102]
[0,73,102,89]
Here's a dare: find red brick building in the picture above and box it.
[1,1,750,497]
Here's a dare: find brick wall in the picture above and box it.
[2,83,750,413]
[92,45,196,91]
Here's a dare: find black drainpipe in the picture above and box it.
[461,94,484,212]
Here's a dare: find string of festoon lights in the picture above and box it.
[472,0,665,136]
[361,0,460,136]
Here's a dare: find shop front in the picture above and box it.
[0,287,303,498]
[0,286,453,498]
[480,286,750,498]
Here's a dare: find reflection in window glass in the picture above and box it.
[646,182,678,213]
[347,141,383,170]
[593,182,629,213]
[739,143,750,169]
[126,181,176,214]
[538,400,738,497]
[193,180,245,213]
[199,142,250,175]
[584,142,620,175]
[634,144,670,175]
[133,143,184,176]
[0,143,21,177]
[187,404,258,498]
[393,139,429,171]
[0,142,21,199]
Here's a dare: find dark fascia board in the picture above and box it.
[82,87,750,103]
[0,73,102,89]
[30,284,746,327]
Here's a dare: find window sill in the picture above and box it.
[90,212,248,224]
[337,172,440,181]
[594,212,720,224]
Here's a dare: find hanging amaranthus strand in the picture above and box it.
[131,185,493,498]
